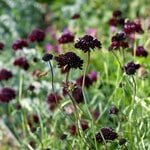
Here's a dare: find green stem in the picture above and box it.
[81,51,98,150]
[48,61,55,93]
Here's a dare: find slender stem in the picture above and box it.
[111,51,122,70]
[19,70,23,103]
[121,48,125,66]
[81,51,98,150]
[35,132,43,150]
[48,61,55,93]
[131,76,136,101]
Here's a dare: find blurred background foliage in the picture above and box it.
[0,0,149,45]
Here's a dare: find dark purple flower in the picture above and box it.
[0,42,4,50]
[109,32,129,50]
[70,125,76,135]
[55,52,83,73]
[109,106,119,115]
[12,39,28,51]
[124,62,140,75]
[0,87,16,103]
[13,57,30,70]
[95,127,117,143]
[71,13,80,19]
[80,121,89,131]
[58,32,74,44]
[28,28,45,42]
[75,35,101,52]
[119,138,127,145]
[76,75,93,88]
[108,18,118,26]
[135,46,148,57]
[29,141,36,148]
[124,21,144,34]
[28,85,35,92]
[60,134,67,140]
[112,32,126,42]
[0,69,13,82]
[113,10,122,17]
[90,71,97,82]
[72,87,83,103]
[46,93,62,104]
[42,53,53,62]
[33,114,39,123]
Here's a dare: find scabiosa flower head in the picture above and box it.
[109,106,119,115]
[95,127,117,143]
[112,32,126,42]
[119,138,127,145]
[75,35,102,53]
[76,75,92,88]
[0,42,4,50]
[33,114,39,123]
[70,125,76,135]
[109,32,129,51]
[71,13,80,19]
[124,21,144,34]
[28,28,45,42]
[90,71,97,82]
[13,57,30,70]
[80,121,89,131]
[55,52,83,73]
[28,85,35,92]
[72,87,83,103]
[108,18,118,26]
[12,39,28,51]
[46,93,62,104]
[0,69,13,82]
[60,134,67,140]
[113,10,122,17]
[135,46,148,57]
[42,53,53,62]
[124,62,140,75]
[58,32,74,44]
[0,87,16,103]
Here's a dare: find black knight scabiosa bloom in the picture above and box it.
[124,62,140,75]
[124,21,144,34]
[109,32,129,51]
[72,87,84,103]
[119,138,127,145]
[0,69,13,82]
[95,127,117,143]
[76,75,93,88]
[55,52,83,73]
[0,42,4,50]
[28,28,45,42]
[109,106,119,115]
[46,93,62,104]
[13,57,30,70]
[12,39,28,51]
[58,32,74,44]
[42,53,53,62]
[0,87,16,103]
[75,35,102,52]
[135,46,148,57]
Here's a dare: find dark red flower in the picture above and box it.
[29,140,36,148]
[42,53,53,62]
[71,13,80,19]
[124,21,144,34]
[33,114,39,123]
[46,93,62,104]
[28,28,45,42]
[72,87,83,103]
[12,39,28,51]
[0,87,16,103]
[76,75,93,88]
[75,35,101,53]
[109,106,119,115]
[113,10,122,17]
[58,33,74,44]
[124,62,140,75]
[108,18,118,26]
[119,138,127,145]
[0,42,4,50]
[0,69,13,82]
[13,57,30,70]
[55,52,83,73]
[135,46,148,57]
[70,125,76,135]
[80,121,89,131]
[96,127,117,143]
[112,32,126,42]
